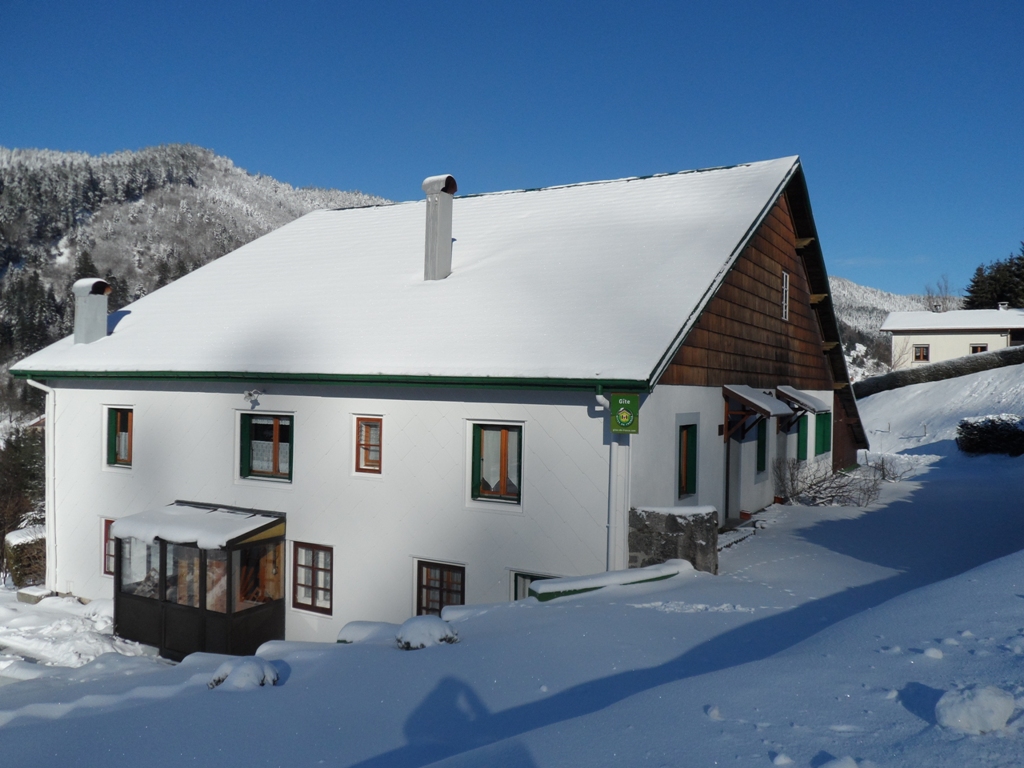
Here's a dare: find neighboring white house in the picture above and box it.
[882,305,1024,369]
[12,157,866,658]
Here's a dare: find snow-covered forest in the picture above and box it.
[0,144,387,404]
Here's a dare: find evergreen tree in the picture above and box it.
[963,244,1024,309]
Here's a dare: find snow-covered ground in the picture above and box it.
[1,367,1022,767]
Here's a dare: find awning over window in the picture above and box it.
[776,385,831,414]
[111,503,284,550]
[722,385,793,418]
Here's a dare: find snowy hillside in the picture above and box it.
[1,366,1024,766]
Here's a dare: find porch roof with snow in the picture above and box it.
[13,157,806,390]
[110,503,283,550]
[881,309,1024,333]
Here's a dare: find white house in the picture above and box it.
[882,305,1024,369]
[12,157,866,659]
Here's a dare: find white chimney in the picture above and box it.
[998,301,1009,311]
[72,278,111,344]
[422,174,457,281]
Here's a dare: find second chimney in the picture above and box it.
[72,278,112,344]
[422,174,457,281]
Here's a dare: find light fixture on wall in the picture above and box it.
[243,389,262,406]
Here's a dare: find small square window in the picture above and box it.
[971,344,988,354]
[512,571,551,601]
[102,519,116,576]
[913,345,930,362]
[355,417,382,473]
[471,424,522,502]
[417,560,465,616]
[293,542,332,615]
[240,413,293,481]
[107,408,133,466]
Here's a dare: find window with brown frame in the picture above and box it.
[102,519,116,576]
[913,345,930,362]
[293,542,332,614]
[107,408,133,466]
[355,417,382,473]
[971,344,988,354]
[240,413,293,480]
[417,560,465,616]
[471,424,522,502]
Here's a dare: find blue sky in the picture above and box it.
[2,1,1022,295]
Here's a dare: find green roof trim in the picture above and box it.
[9,368,650,393]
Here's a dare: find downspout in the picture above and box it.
[26,379,56,592]
[596,386,630,572]
[596,386,613,571]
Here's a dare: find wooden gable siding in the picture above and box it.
[659,193,834,391]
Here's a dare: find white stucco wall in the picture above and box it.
[47,381,619,642]
[890,330,1010,370]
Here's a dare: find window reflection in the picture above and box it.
[165,544,200,607]
[120,537,160,598]
[232,542,283,612]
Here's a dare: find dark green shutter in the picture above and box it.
[239,414,251,477]
[797,415,808,461]
[815,412,832,455]
[470,424,481,499]
[756,419,767,473]
[685,425,697,495]
[107,409,118,465]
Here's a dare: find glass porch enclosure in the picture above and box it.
[112,503,286,661]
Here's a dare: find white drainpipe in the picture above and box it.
[597,392,630,572]
[25,379,56,592]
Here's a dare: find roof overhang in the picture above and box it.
[723,385,794,418]
[110,502,284,550]
[776,385,830,414]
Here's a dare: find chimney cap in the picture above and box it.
[998,301,1009,310]
[72,278,112,297]
[422,175,457,195]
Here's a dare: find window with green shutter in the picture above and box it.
[240,413,293,481]
[678,424,697,496]
[797,415,808,461]
[756,418,767,473]
[471,424,522,502]
[107,408,133,466]
[815,412,832,456]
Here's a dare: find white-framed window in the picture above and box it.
[970,343,988,354]
[913,345,930,362]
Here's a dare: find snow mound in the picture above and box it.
[935,685,1016,734]
[395,616,458,650]
[629,601,753,613]
[818,758,857,768]
[337,621,400,644]
[207,657,279,690]
[529,559,692,601]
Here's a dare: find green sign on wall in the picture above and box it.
[609,393,639,434]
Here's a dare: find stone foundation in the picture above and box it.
[628,507,718,575]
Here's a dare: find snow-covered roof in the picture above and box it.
[881,309,1024,332]
[724,385,794,418]
[110,504,282,549]
[776,385,830,414]
[13,157,800,386]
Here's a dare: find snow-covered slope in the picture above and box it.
[858,360,1024,454]
[830,276,929,335]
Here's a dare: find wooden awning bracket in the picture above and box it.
[809,293,828,304]
[795,237,816,248]
[723,399,764,442]
[778,406,807,433]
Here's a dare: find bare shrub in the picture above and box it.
[773,458,881,507]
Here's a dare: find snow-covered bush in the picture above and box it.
[3,525,45,588]
[935,685,1016,734]
[772,458,880,507]
[207,656,279,690]
[395,615,458,650]
[337,620,400,644]
[956,414,1024,456]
